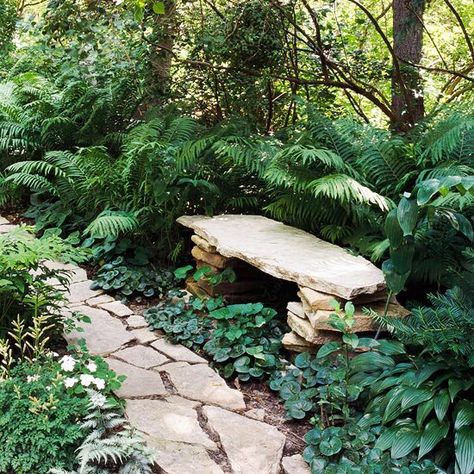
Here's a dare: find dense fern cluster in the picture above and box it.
[2,83,473,283]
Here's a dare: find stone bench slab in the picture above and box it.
[178,215,385,299]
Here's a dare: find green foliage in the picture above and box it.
[383,175,474,293]
[145,293,217,349]
[91,256,175,300]
[355,347,474,472]
[0,226,88,350]
[52,394,154,474]
[0,358,89,474]
[204,302,285,381]
[145,295,286,381]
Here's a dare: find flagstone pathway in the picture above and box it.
[0,218,309,474]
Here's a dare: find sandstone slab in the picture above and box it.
[43,260,88,284]
[145,438,224,474]
[99,301,133,317]
[160,362,245,410]
[106,358,167,397]
[130,327,159,344]
[112,345,169,369]
[282,331,316,353]
[67,280,103,304]
[203,405,285,474]
[86,294,115,306]
[178,215,386,299]
[282,455,311,474]
[65,305,135,355]
[126,399,217,450]
[299,287,341,311]
[151,338,207,364]
[191,234,217,253]
[126,315,148,329]
[287,302,305,319]
[0,224,17,234]
[287,313,339,345]
[309,302,410,333]
[0,216,9,225]
[191,246,232,269]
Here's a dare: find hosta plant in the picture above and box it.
[358,350,474,473]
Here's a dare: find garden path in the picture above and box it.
[0,217,309,474]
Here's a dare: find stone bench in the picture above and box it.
[177,214,408,350]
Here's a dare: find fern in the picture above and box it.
[85,211,139,239]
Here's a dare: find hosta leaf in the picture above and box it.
[433,389,450,422]
[417,179,441,205]
[416,399,434,428]
[385,208,403,247]
[391,427,420,459]
[397,196,418,236]
[375,427,398,451]
[418,419,449,459]
[455,426,474,474]
[383,390,404,423]
[455,400,474,430]
[401,387,432,411]
[376,340,406,355]
[449,379,464,402]
[351,352,395,372]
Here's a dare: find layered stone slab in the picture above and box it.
[99,301,134,317]
[178,215,385,299]
[67,280,104,304]
[204,405,286,474]
[65,305,135,355]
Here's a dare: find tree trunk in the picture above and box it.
[391,0,425,131]
[150,0,177,98]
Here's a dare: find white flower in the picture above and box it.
[90,392,107,408]
[27,374,40,383]
[80,374,95,387]
[64,377,78,388]
[86,361,97,373]
[60,355,76,372]
[93,377,105,390]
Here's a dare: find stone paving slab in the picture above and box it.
[130,327,160,344]
[126,398,217,450]
[159,362,246,410]
[282,455,311,474]
[151,338,208,363]
[112,345,169,369]
[178,214,385,299]
[204,405,286,474]
[106,358,167,397]
[65,305,135,355]
[144,438,224,474]
[99,300,134,317]
[67,280,104,304]
[126,315,148,328]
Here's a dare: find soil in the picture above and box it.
[237,379,311,456]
